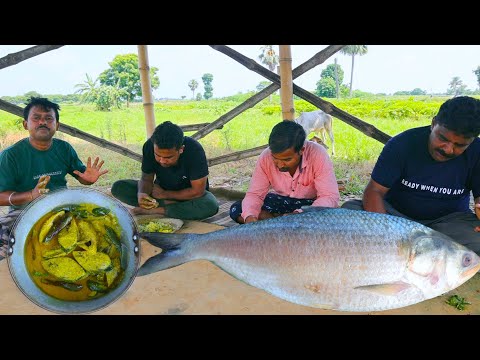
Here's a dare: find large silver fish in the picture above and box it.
[137,208,480,312]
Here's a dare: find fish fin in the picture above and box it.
[354,281,412,296]
[139,232,191,250]
[137,250,187,276]
[137,233,194,276]
[428,260,444,285]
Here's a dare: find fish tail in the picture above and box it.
[139,232,190,250]
[137,232,193,277]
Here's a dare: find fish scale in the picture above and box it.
[138,208,480,312]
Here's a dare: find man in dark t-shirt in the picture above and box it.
[342,96,480,254]
[111,121,218,220]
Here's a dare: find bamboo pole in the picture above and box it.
[196,45,344,141]
[137,45,156,138]
[279,45,295,120]
[0,99,142,162]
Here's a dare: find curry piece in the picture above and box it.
[58,218,78,252]
[38,211,66,243]
[73,251,112,274]
[41,257,87,282]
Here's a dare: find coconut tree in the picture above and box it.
[74,73,99,103]
[258,45,279,72]
[188,79,199,100]
[341,45,368,97]
[258,45,279,102]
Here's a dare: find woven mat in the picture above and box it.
[202,196,238,228]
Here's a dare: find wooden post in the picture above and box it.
[279,45,295,120]
[137,45,156,138]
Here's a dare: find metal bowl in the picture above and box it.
[7,187,140,314]
[134,215,184,233]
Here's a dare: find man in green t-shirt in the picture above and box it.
[0,97,108,260]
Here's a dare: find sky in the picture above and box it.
[1,45,480,99]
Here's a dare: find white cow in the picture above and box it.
[295,109,335,156]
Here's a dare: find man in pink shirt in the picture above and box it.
[230,120,340,224]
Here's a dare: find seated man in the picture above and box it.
[0,97,108,260]
[342,96,480,254]
[230,120,339,224]
[111,121,219,220]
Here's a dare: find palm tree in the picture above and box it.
[340,45,368,97]
[74,73,98,103]
[258,45,279,72]
[448,76,466,97]
[258,45,279,102]
[188,79,199,100]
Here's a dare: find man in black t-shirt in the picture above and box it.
[342,96,480,254]
[111,121,218,220]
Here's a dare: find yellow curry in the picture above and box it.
[25,203,125,301]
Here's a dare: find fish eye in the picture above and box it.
[462,254,472,267]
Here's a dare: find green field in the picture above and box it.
[0,95,464,195]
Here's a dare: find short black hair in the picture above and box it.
[23,97,60,122]
[268,120,306,153]
[434,96,480,138]
[151,121,185,150]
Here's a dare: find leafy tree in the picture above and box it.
[24,91,43,99]
[474,66,480,89]
[99,54,160,107]
[321,63,344,84]
[410,88,426,95]
[340,45,368,97]
[316,63,346,98]
[188,79,199,99]
[94,85,125,111]
[256,81,271,92]
[202,73,213,100]
[315,77,337,98]
[447,76,467,96]
[75,73,126,111]
[196,93,202,101]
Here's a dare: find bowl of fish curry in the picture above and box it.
[7,187,140,314]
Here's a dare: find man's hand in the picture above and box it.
[474,203,480,232]
[73,156,108,184]
[32,175,51,200]
[137,192,158,209]
[244,215,258,224]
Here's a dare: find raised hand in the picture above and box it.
[73,156,108,184]
[32,175,51,200]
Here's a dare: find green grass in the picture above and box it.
[0,95,449,196]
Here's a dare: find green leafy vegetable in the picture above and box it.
[446,294,471,311]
